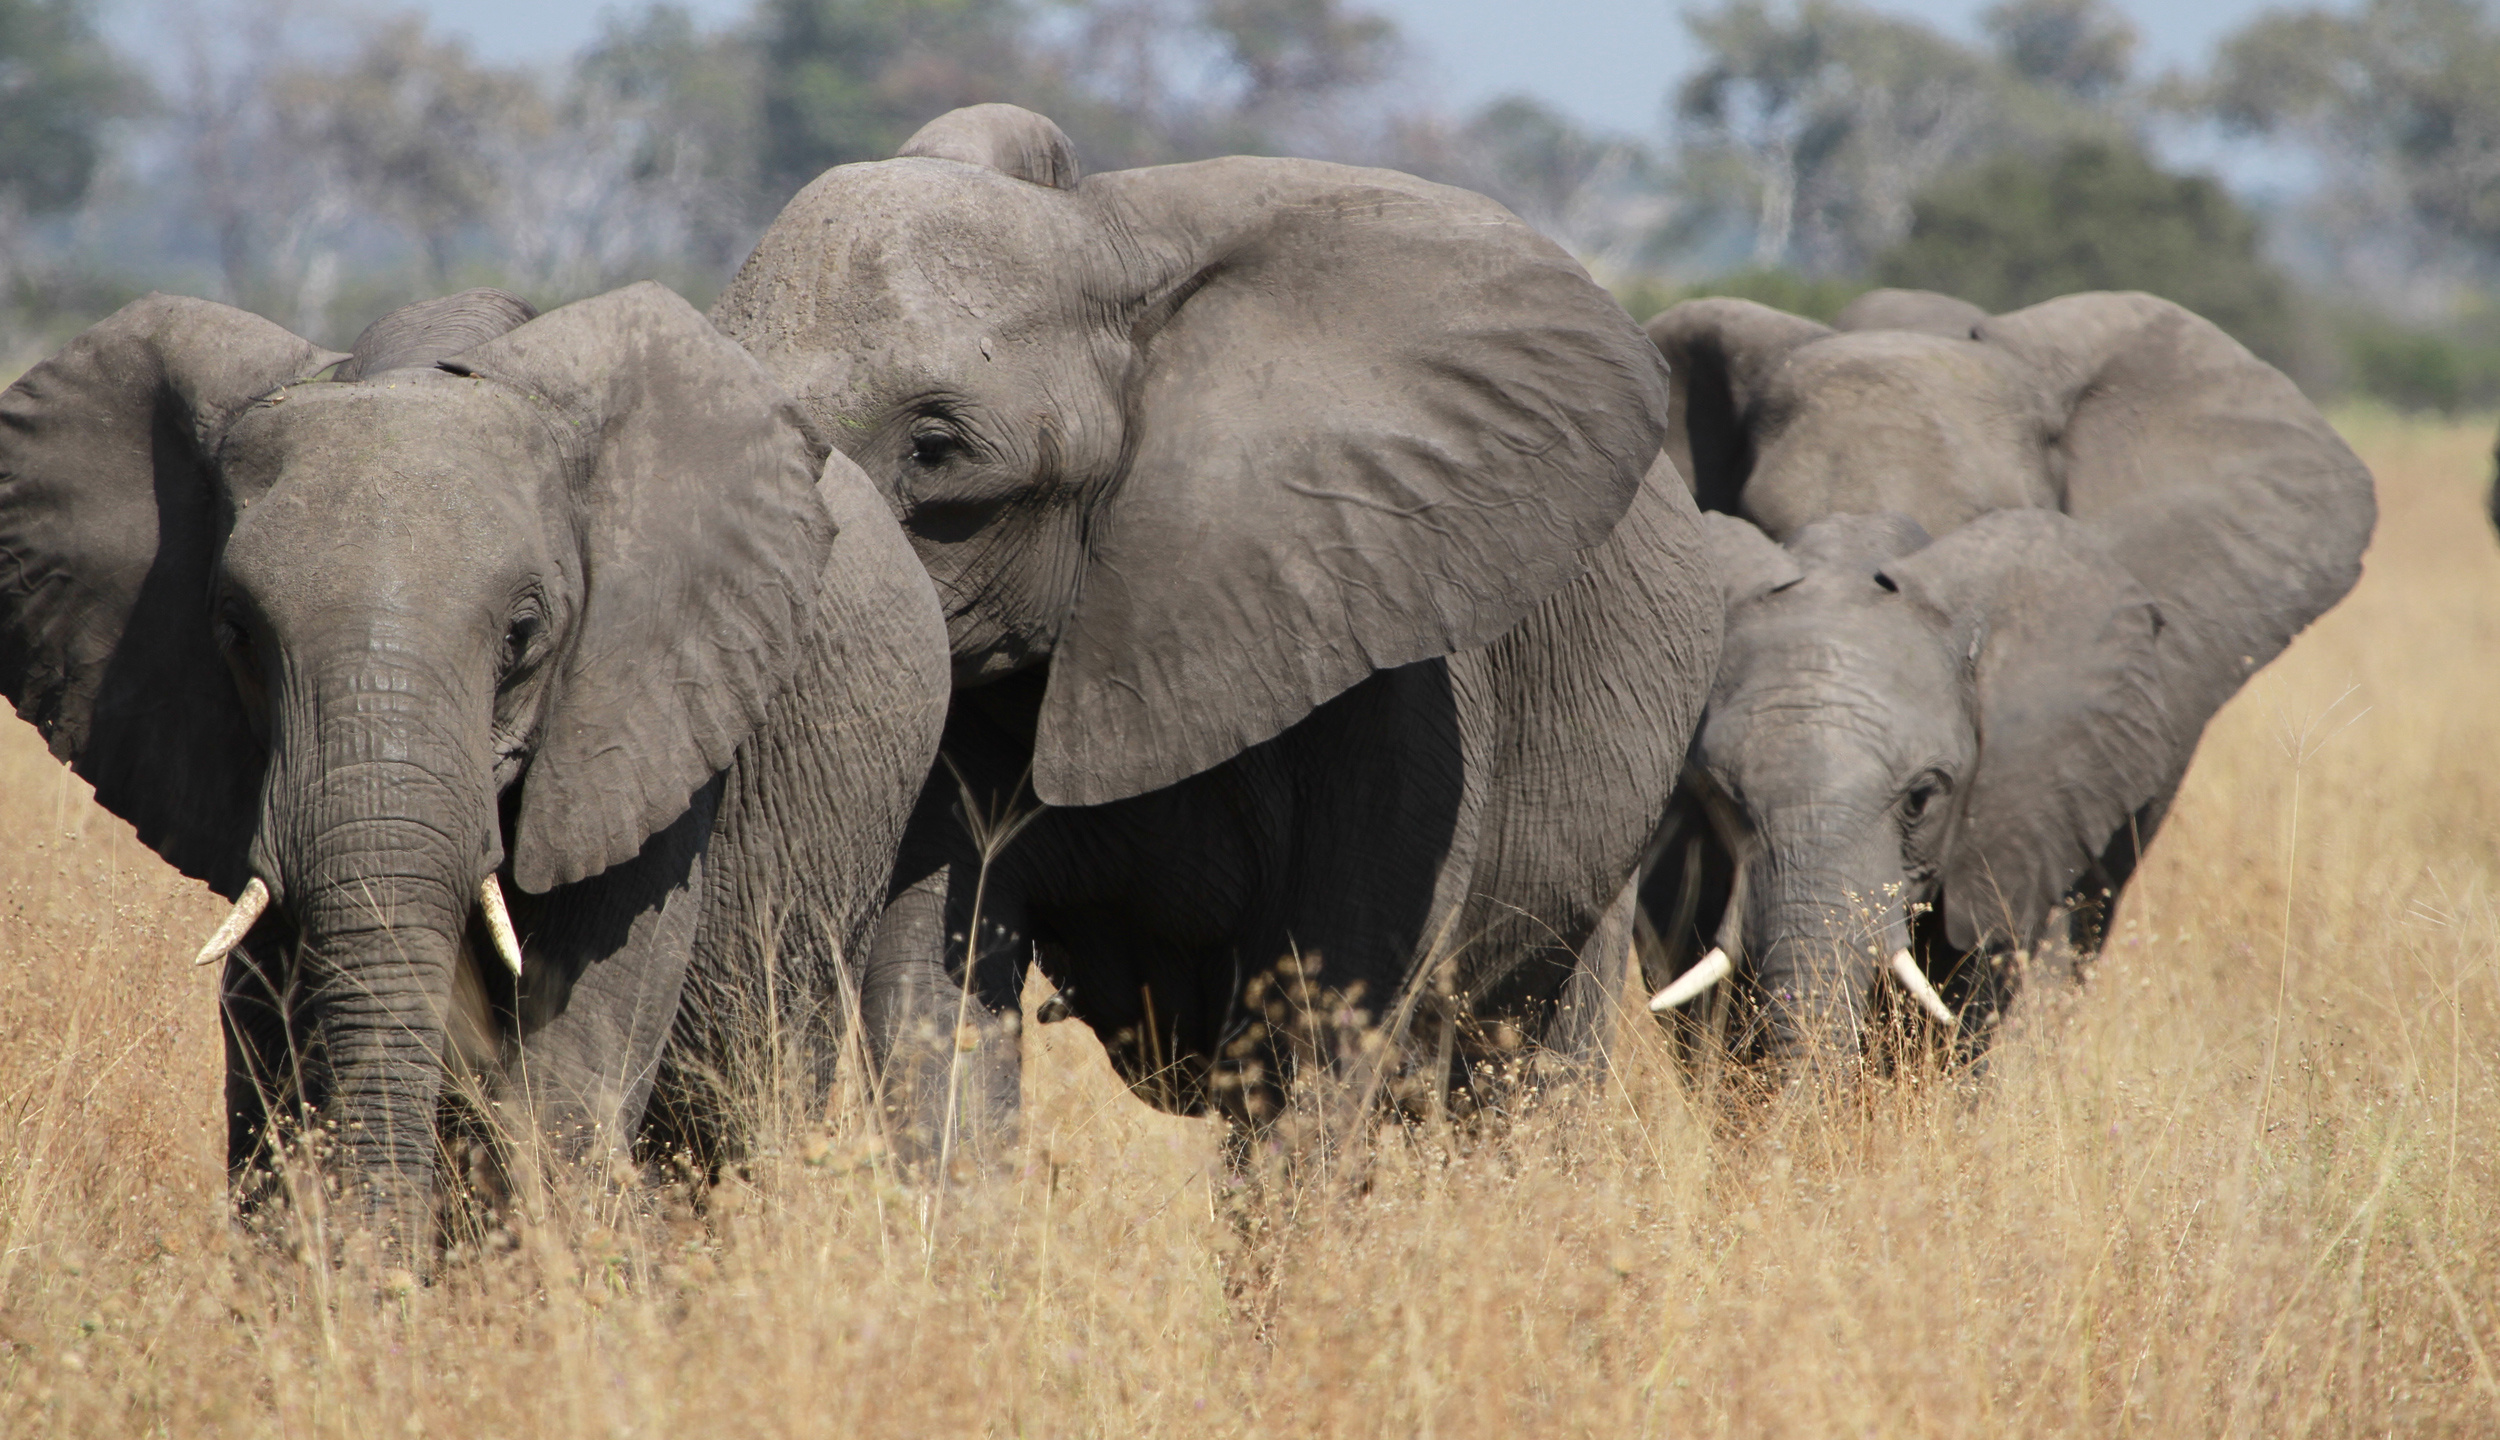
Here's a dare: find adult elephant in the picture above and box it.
[711,105,1720,1159]
[1635,288,2375,1074]
[0,285,950,1263]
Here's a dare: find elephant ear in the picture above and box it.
[1696,511,1802,607]
[1644,298,1831,516]
[337,288,537,380]
[1974,292,2375,743]
[897,103,1081,190]
[1031,159,1671,807]
[1833,288,1987,338]
[443,283,835,893]
[0,294,342,897]
[1883,509,2170,952]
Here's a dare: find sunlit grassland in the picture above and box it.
[1,412,2496,1436]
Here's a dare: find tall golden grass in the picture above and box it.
[2,411,2496,1437]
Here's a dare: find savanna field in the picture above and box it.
[1,411,2495,1437]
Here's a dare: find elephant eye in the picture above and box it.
[1903,776,1945,822]
[909,427,963,467]
[501,610,544,679]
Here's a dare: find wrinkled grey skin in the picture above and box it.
[1638,288,2377,1074]
[713,105,1720,1157]
[0,285,949,1262]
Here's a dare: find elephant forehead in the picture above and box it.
[1704,593,1968,778]
[1742,335,2058,539]
[220,382,560,587]
[724,159,1110,396]
[224,377,556,494]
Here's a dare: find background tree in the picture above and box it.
[0,0,138,293]
[2205,0,2500,292]
[756,0,1033,195]
[1676,0,2007,274]
[1875,137,2301,368]
[267,18,544,287]
[1982,0,2135,101]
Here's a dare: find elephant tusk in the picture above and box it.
[1649,947,1733,1012]
[192,877,271,967]
[478,875,524,977]
[1886,948,1956,1027]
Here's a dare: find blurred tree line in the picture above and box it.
[5,0,2498,411]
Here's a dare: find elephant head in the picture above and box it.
[711,104,1671,807]
[0,284,833,1251]
[1645,290,2375,1068]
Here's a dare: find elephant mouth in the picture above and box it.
[193,872,520,1081]
[1643,852,1960,1030]
[194,872,524,978]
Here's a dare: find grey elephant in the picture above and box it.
[1634,288,2375,1072]
[0,284,949,1260]
[710,105,1721,1157]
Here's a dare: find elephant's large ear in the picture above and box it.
[1030,161,1672,807]
[0,295,341,897]
[1696,511,1803,608]
[445,283,835,893]
[1883,509,2170,951]
[1644,298,1830,516]
[1973,292,2375,743]
[336,287,537,380]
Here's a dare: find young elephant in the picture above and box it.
[1637,289,2376,1072]
[712,105,1721,1156]
[0,285,950,1261]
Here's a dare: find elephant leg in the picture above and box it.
[503,785,719,1174]
[862,866,1025,1175]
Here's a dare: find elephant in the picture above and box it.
[1633,287,2376,1074]
[0,283,950,1262]
[708,104,1722,1160]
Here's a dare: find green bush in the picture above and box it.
[1874,137,2300,370]
[2336,318,2500,415]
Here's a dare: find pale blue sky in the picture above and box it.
[113,0,2304,138]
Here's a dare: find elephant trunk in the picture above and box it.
[251,654,499,1270]
[1743,834,1911,1077]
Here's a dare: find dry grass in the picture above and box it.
[4,410,2498,1437]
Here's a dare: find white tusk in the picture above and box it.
[193,877,271,967]
[478,874,524,977]
[1887,948,1956,1027]
[1649,947,1733,1012]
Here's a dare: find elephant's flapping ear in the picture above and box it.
[1882,509,2170,952]
[337,288,537,381]
[1696,511,1802,608]
[1645,298,1830,517]
[1031,160,1671,807]
[897,104,1082,190]
[0,295,343,897]
[1973,293,2375,744]
[444,283,835,893]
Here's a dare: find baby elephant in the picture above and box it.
[1637,289,2376,1075]
[0,286,948,1266]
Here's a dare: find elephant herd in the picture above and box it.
[0,104,2376,1263]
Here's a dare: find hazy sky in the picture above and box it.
[118,0,2305,138]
